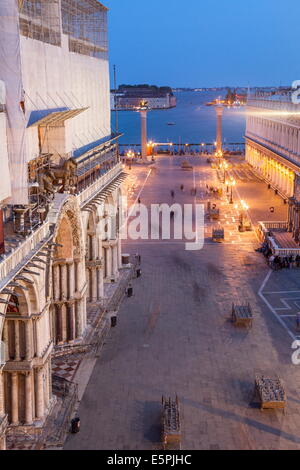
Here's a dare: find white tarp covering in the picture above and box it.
[0,0,27,204]
[0,113,11,202]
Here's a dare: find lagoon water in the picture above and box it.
[113,91,247,147]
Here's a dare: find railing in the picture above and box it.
[120,143,245,156]
[258,221,300,256]
[268,237,300,257]
[247,98,299,113]
[76,162,123,208]
[36,375,78,449]
[0,221,50,286]
[259,221,288,232]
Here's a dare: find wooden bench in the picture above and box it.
[212,228,224,242]
[162,396,181,450]
[254,375,286,412]
[232,303,253,328]
[181,161,193,171]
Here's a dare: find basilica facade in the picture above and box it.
[0,0,126,449]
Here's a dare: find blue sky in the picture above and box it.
[103,0,300,88]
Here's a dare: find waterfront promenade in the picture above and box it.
[65,155,300,450]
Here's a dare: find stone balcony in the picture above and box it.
[76,162,123,208]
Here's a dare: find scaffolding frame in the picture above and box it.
[61,0,108,59]
[18,0,108,59]
[19,0,61,46]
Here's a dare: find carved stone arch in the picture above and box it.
[53,197,84,259]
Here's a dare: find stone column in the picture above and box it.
[75,300,82,338]
[36,368,44,420]
[0,370,4,416]
[53,264,60,301]
[113,245,118,277]
[2,323,8,362]
[68,262,75,300]
[11,373,18,425]
[14,321,20,362]
[140,109,148,160]
[25,371,33,425]
[55,304,63,344]
[98,268,104,299]
[25,320,32,361]
[92,235,97,260]
[92,268,97,301]
[60,264,67,301]
[215,105,223,153]
[67,303,76,342]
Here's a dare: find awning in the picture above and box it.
[28,108,88,127]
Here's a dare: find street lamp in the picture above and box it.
[228,178,236,204]
[220,161,229,183]
[235,200,250,232]
[126,150,134,169]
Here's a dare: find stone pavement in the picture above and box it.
[65,155,300,451]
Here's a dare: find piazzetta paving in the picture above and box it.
[65,156,300,450]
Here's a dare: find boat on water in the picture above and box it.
[167,122,175,126]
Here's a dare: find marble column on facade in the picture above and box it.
[25,371,33,425]
[60,264,67,301]
[55,304,63,344]
[278,166,283,191]
[0,370,4,417]
[61,303,67,343]
[53,264,60,301]
[36,368,44,420]
[75,300,83,339]
[2,323,8,362]
[11,372,18,425]
[67,303,75,342]
[106,248,112,279]
[97,268,104,299]
[25,319,32,361]
[117,238,122,270]
[91,268,97,301]
[91,234,97,261]
[14,320,20,362]
[288,198,295,232]
[68,262,75,300]
[113,245,118,277]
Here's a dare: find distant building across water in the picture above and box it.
[111,84,177,110]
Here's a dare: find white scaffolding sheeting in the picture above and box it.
[0,112,11,203]
[0,0,27,204]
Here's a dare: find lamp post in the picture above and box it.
[220,161,229,183]
[126,150,134,170]
[228,178,236,204]
[235,200,250,232]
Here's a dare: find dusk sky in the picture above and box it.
[104,0,300,88]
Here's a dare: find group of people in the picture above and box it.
[170,185,197,198]
[206,184,221,197]
[256,241,300,270]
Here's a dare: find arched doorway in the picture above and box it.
[1,284,51,426]
[51,198,86,345]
